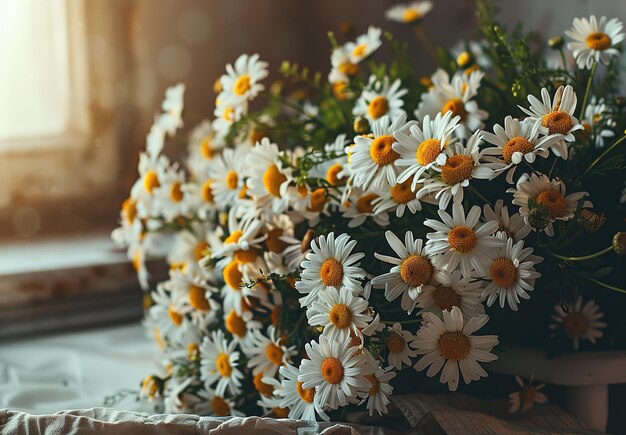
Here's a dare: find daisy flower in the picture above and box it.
[223,309,262,347]
[152,163,190,221]
[413,307,498,391]
[157,83,185,136]
[394,111,461,190]
[372,231,436,314]
[219,53,268,103]
[550,296,607,350]
[195,387,245,417]
[346,26,382,64]
[272,363,323,421]
[482,235,542,311]
[341,187,390,228]
[372,178,424,218]
[379,323,418,370]
[507,172,591,237]
[307,286,372,343]
[185,120,224,177]
[298,335,368,413]
[482,199,532,243]
[416,269,484,319]
[424,203,503,278]
[359,367,396,416]
[420,131,494,209]
[295,232,365,306]
[200,329,244,396]
[243,325,297,378]
[385,1,433,24]
[330,47,359,84]
[350,114,415,192]
[132,152,170,218]
[580,97,616,148]
[210,145,248,209]
[565,16,625,70]
[162,270,220,327]
[149,283,196,345]
[261,213,295,256]
[212,209,264,268]
[509,375,548,413]
[353,76,408,123]
[519,85,583,159]
[167,222,216,279]
[482,116,564,183]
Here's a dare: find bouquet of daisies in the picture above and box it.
[112,0,626,420]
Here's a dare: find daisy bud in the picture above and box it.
[548,35,564,49]
[527,207,550,231]
[577,209,606,233]
[613,232,626,255]
[419,76,433,88]
[456,51,472,68]
[213,77,223,93]
[140,375,163,400]
[353,116,370,134]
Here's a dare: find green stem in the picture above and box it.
[579,61,597,120]
[412,25,438,63]
[582,276,626,295]
[469,185,492,206]
[547,156,558,179]
[558,48,567,70]
[548,245,613,262]
[382,319,422,325]
[582,134,626,177]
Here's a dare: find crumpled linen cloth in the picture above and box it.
[0,408,359,435]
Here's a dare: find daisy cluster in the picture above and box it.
[114,1,626,421]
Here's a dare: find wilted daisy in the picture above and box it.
[341,188,390,228]
[550,296,606,350]
[580,97,616,148]
[296,232,365,306]
[394,111,460,190]
[210,145,248,208]
[385,1,432,24]
[508,172,591,237]
[244,325,297,378]
[200,329,244,396]
[482,116,564,184]
[346,26,382,64]
[413,307,498,391]
[509,375,548,413]
[353,76,408,123]
[482,199,532,243]
[482,235,542,311]
[519,85,582,159]
[372,231,435,314]
[219,53,268,103]
[359,367,396,416]
[424,203,503,278]
[416,269,484,319]
[299,335,368,413]
[350,114,415,192]
[565,16,624,69]
[307,286,372,342]
[158,83,185,136]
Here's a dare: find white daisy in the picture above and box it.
[212,209,265,268]
[295,232,365,306]
[243,325,297,378]
[482,116,564,184]
[307,286,372,342]
[507,172,591,237]
[272,363,323,421]
[158,83,185,136]
[299,335,368,413]
[378,323,418,370]
[346,26,382,64]
[185,120,225,177]
[580,97,616,148]
[330,47,359,84]
[152,163,190,221]
[210,145,248,208]
[509,375,548,413]
[372,178,424,218]
[359,367,396,416]
[341,187,390,228]
[194,387,245,417]
[372,231,435,314]
[149,283,196,345]
[167,221,216,279]
[424,203,503,278]
[519,85,583,159]
[385,1,433,24]
[282,229,315,272]
[200,329,244,396]
[550,296,607,350]
[212,97,247,138]
[223,309,262,347]
[416,269,484,319]
[565,16,625,70]
[132,152,170,218]
[353,76,408,123]
[482,199,532,243]
[219,53,268,103]
[482,235,542,311]
[413,307,498,391]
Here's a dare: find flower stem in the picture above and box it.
[548,245,613,262]
[413,25,438,63]
[578,60,597,120]
[469,185,491,206]
[382,319,422,325]
[582,276,626,295]
[582,134,626,177]
[558,48,567,70]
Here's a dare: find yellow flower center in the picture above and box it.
[432,286,462,311]
[326,163,346,186]
[265,228,287,253]
[457,51,471,68]
[585,32,612,51]
[122,198,137,223]
[368,96,389,120]
[352,43,367,58]
[273,407,289,418]
[416,138,442,166]
[541,110,573,135]
[143,170,160,194]
[168,306,183,326]
[338,61,359,76]
[438,331,471,361]
[223,107,234,122]
[320,258,344,287]
[253,372,275,397]
[390,178,416,204]
[225,230,243,245]
[189,285,211,311]
[387,332,405,353]
[200,137,215,159]
[234,74,251,96]
[332,81,350,101]
[328,303,353,329]
[296,381,315,403]
[308,188,328,212]
[536,190,567,219]
[169,182,184,202]
[402,8,421,22]
[265,343,285,366]
[216,352,233,377]
[225,310,247,337]
[365,374,381,395]
[502,136,534,163]
[440,154,474,185]
[441,98,466,121]
[194,241,208,261]
[211,396,231,416]
[201,179,215,203]
[563,312,589,337]
[369,135,399,166]
[320,357,344,384]
[448,226,477,253]
[187,343,199,361]
[399,254,433,287]
[263,164,287,197]
[225,170,239,190]
[490,257,518,288]
[356,193,379,214]
[223,261,243,290]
